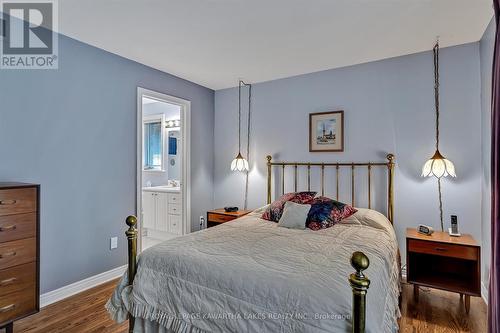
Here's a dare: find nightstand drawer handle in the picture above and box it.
[435,247,447,252]
[0,304,15,313]
[0,251,16,259]
[0,200,17,205]
[0,277,17,286]
[0,225,17,232]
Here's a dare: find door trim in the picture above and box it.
[137,87,192,251]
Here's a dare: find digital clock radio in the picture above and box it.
[417,224,434,235]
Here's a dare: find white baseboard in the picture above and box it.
[40,265,126,308]
[482,281,489,305]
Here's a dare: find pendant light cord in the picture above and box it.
[238,81,242,153]
[438,177,444,231]
[434,42,440,151]
[243,82,252,210]
[433,41,444,231]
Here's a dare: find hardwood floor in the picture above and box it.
[399,282,487,332]
[4,280,127,333]
[1,280,487,332]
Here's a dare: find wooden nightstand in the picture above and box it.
[406,228,480,314]
[206,209,251,228]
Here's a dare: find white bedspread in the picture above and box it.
[107,208,400,333]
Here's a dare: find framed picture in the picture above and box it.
[309,111,344,152]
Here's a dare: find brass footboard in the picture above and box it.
[349,252,371,333]
[124,216,370,333]
[125,215,138,333]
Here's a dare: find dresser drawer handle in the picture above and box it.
[0,225,17,232]
[435,247,447,252]
[0,304,15,313]
[0,200,17,205]
[0,277,17,286]
[0,251,16,259]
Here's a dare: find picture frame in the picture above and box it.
[309,110,344,152]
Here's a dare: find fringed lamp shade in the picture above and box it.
[421,150,456,178]
[230,152,249,172]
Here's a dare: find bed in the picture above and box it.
[107,154,400,333]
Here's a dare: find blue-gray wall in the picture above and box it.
[480,18,494,300]
[0,34,214,293]
[215,43,483,267]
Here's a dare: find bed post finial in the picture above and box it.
[349,251,370,333]
[266,155,272,204]
[125,215,138,332]
[386,153,395,224]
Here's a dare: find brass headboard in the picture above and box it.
[266,153,395,223]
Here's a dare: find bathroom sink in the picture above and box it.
[143,185,180,193]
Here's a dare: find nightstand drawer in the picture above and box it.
[408,239,478,260]
[207,213,234,223]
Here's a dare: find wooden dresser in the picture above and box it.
[206,209,251,228]
[406,228,480,314]
[0,183,40,333]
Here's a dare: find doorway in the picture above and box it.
[137,88,191,251]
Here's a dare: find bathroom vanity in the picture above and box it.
[142,186,182,236]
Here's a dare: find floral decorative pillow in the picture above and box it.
[261,191,316,222]
[306,196,357,230]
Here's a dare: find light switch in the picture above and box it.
[110,237,118,250]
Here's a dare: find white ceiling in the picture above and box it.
[59,0,493,90]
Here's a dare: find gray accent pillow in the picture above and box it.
[277,201,311,230]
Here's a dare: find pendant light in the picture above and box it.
[421,41,456,231]
[231,80,252,172]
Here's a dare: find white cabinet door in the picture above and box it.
[167,193,182,205]
[168,203,181,215]
[142,192,156,229]
[169,215,182,235]
[155,192,169,232]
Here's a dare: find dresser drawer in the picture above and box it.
[0,213,36,243]
[408,239,478,260]
[168,203,181,215]
[0,238,36,270]
[0,262,35,297]
[168,193,181,204]
[207,213,234,223]
[0,188,37,217]
[0,284,36,325]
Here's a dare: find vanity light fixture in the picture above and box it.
[421,40,456,232]
[165,119,180,128]
[231,80,252,172]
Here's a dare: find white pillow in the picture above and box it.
[277,201,311,230]
[341,208,393,232]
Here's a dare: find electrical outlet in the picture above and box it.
[110,237,118,250]
[199,216,205,229]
